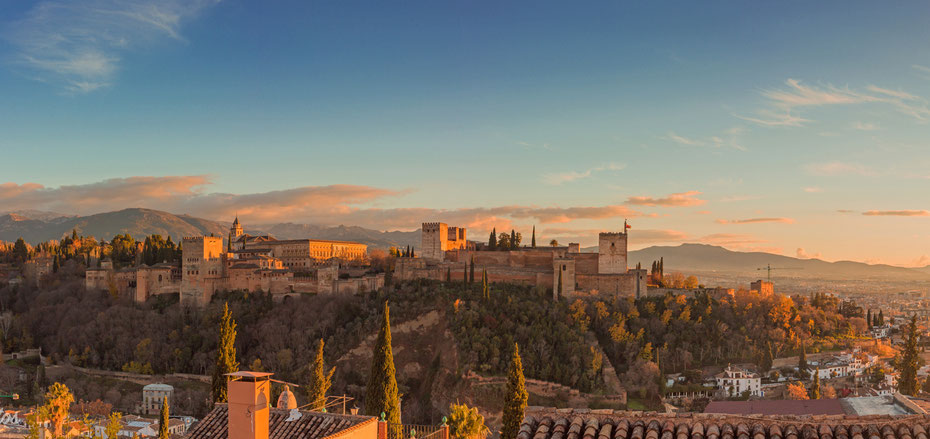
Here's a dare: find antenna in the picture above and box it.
[756,264,802,281]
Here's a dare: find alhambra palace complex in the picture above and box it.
[86,218,646,305]
[86,217,382,306]
[396,221,648,298]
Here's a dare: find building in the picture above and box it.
[714,365,762,398]
[750,279,774,295]
[93,414,187,438]
[86,218,383,307]
[519,407,930,439]
[186,371,414,439]
[141,383,173,416]
[396,221,648,298]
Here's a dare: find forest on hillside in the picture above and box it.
[0,260,870,416]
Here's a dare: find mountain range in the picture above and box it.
[0,208,421,250]
[3,208,929,282]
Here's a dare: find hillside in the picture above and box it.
[0,208,420,250]
[629,243,930,281]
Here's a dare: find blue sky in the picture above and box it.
[2,0,930,265]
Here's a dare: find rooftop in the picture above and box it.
[519,407,930,439]
[186,404,375,439]
[704,399,845,416]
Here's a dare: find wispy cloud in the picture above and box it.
[5,0,219,93]
[796,248,822,259]
[852,121,879,131]
[663,127,746,151]
[626,191,706,207]
[802,187,823,193]
[543,163,625,185]
[804,161,875,176]
[716,217,795,225]
[737,78,930,127]
[862,210,930,217]
[697,233,781,253]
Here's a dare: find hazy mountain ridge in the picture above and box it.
[0,208,421,250]
[628,243,930,281]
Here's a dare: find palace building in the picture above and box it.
[394,221,648,298]
[87,217,382,307]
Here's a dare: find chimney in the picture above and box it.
[226,371,273,439]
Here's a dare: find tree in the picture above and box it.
[158,396,170,439]
[52,254,60,273]
[809,369,821,399]
[365,302,401,423]
[878,310,885,326]
[469,256,475,284]
[482,270,489,301]
[104,412,122,439]
[12,238,28,266]
[489,228,497,250]
[307,338,335,408]
[531,226,536,248]
[897,315,922,396]
[785,382,809,400]
[867,309,873,329]
[447,267,452,284]
[510,230,517,249]
[497,233,511,250]
[447,403,489,439]
[501,344,527,439]
[798,345,808,379]
[557,269,563,299]
[211,302,240,403]
[30,382,74,438]
[549,239,558,247]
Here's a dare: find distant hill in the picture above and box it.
[255,223,420,249]
[0,208,420,250]
[628,243,930,281]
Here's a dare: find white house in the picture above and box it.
[715,365,762,398]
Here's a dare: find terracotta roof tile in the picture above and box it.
[186,404,375,439]
[519,408,930,439]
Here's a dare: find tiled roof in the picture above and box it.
[704,399,846,416]
[186,404,375,439]
[518,408,930,439]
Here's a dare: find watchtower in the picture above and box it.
[598,231,628,274]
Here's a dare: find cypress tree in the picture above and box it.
[482,270,489,301]
[867,309,872,329]
[501,343,528,439]
[463,260,468,284]
[53,254,60,273]
[410,247,414,258]
[446,267,452,284]
[798,345,808,379]
[809,369,821,399]
[308,338,335,408]
[158,396,170,439]
[211,302,240,403]
[897,315,921,396]
[489,228,497,250]
[531,226,536,248]
[878,310,884,325]
[510,230,517,250]
[365,302,401,423]
[469,256,475,284]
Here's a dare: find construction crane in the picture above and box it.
[756,264,802,281]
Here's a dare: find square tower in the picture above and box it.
[180,236,225,307]
[598,231,628,274]
[421,222,448,261]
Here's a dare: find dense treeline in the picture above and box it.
[575,290,868,384]
[0,230,180,270]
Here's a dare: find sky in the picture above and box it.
[2,1,930,266]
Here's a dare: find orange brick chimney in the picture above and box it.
[226,371,273,439]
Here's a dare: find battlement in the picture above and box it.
[422,222,445,232]
[598,231,626,237]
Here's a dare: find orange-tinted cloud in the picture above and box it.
[0,177,645,230]
[862,210,930,216]
[716,217,795,224]
[626,191,705,207]
[796,248,823,259]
